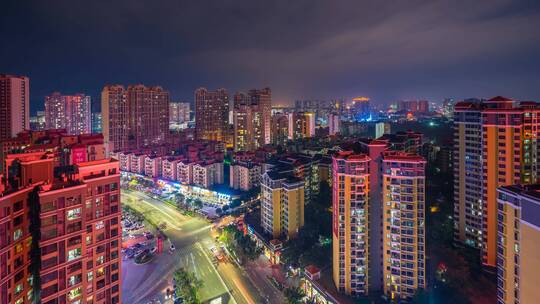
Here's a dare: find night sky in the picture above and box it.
[1,0,540,113]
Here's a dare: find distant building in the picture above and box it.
[195,88,230,142]
[497,185,540,304]
[271,114,289,146]
[45,92,92,135]
[288,112,315,139]
[328,113,340,136]
[232,88,272,151]
[102,84,169,152]
[0,74,30,140]
[170,101,190,125]
[92,112,102,133]
[30,110,46,130]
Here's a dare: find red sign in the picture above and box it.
[71,147,87,165]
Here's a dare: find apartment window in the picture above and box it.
[67,208,81,221]
[67,248,82,261]
[13,228,23,241]
[68,287,82,301]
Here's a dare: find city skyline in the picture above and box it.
[2,1,540,113]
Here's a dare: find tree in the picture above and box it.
[283,286,305,304]
[174,268,203,304]
[193,199,203,209]
[219,225,262,263]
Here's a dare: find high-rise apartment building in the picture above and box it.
[453,97,540,267]
[0,74,29,140]
[0,137,121,304]
[195,88,229,142]
[382,153,426,299]
[260,169,304,239]
[453,101,483,249]
[332,152,371,296]
[101,85,128,152]
[288,112,315,140]
[271,114,289,146]
[101,84,169,152]
[328,113,341,136]
[232,88,272,151]
[496,184,540,304]
[45,92,92,135]
[332,137,426,300]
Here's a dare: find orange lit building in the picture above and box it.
[382,153,426,299]
[332,137,426,300]
[288,112,315,139]
[497,185,540,304]
[453,97,540,267]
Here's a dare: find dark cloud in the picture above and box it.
[1,0,540,112]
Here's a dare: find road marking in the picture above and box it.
[196,242,237,304]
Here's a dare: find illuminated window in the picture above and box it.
[87,271,93,282]
[67,248,82,261]
[67,208,81,220]
[68,287,82,300]
[14,283,23,295]
[13,228,23,241]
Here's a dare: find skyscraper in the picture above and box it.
[45,92,92,135]
[288,112,315,140]
[453,97,540,267]
[101,84,170,152]
[0,74,29,140]
[328,113,341,136]
[497,184,540,304]
[382,153,426,299]
[195,88,229,142]
[332,152,371,296]
[332,138,426,299]
[232,88,272,151]
[102,85,128,152]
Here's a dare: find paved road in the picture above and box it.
[121,189,262,304]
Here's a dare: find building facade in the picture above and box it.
[332,139,426,299]
[0,74,29,140]
[382,154,426,300]
[195,88,230,142]
[45,92,92,135]
[230,161,261,191]
[260,170,304,239]
[101,84,169,152]
[453,97,540,267]
[288,112,315,140]
[1,141,121,304]
[497,185,540,304]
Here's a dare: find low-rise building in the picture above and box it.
[144,155,162,178]
[230,161,261,191]
[192,161,224,189]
